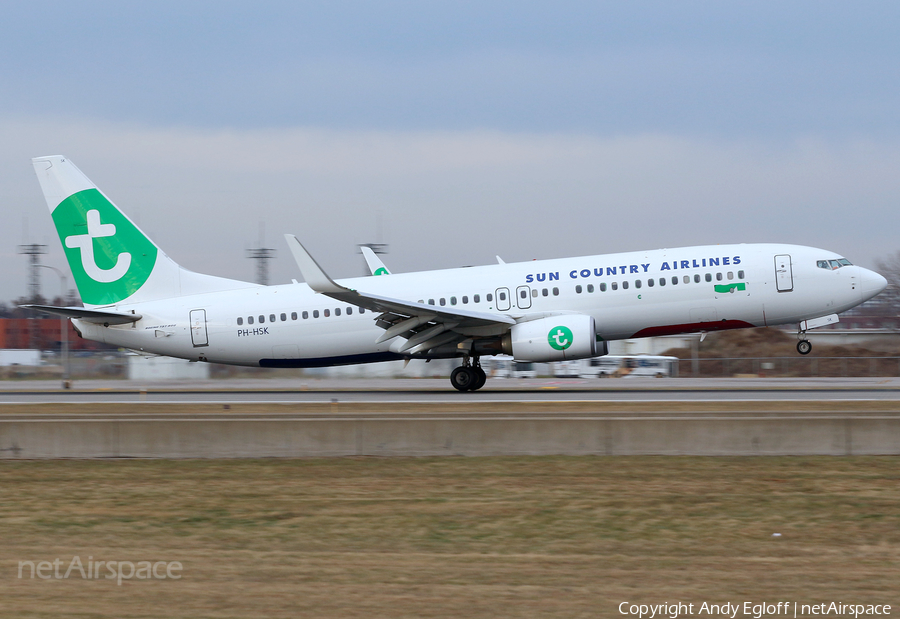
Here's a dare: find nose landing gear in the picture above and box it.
[797,339,812,355]
[450,357,487,392]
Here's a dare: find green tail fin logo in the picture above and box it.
[52,188,157,305]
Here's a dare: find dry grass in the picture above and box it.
[2,456,899,618]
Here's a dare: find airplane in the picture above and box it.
[24,155,888,391]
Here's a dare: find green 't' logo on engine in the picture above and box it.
[548,326,574,351]
[51,188,157,306]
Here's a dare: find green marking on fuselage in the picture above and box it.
[714,283,747,293]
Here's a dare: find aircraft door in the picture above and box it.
[516,285,532,309]
[496,287,511,311]
[190,309,209,347]
[774,254,793,292]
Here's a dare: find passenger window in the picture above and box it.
[531,289,538,296]
[727,272,734,280]
[347,307,353,315]
[599,283,607,292]
[428,299,435,305]
[280,313,287,321]
[737,270,744,279]
[291,312,297,320]
[635,280,641,288]
[587,284,594,293]
[716,272,723,281]
[622,281,629,290]
[359,308,365,314]
[462,296,468,304]
[659,278,665,286]
[335,308,341,316]
[302,311,309,319]
[498,292,506,301]
[542,289,548,297]
[672,277,678,285]
[237,317,243,326]
[612,282,618,290]
[450,296,457,305]
[248,316,254,324]
[683,276,690,284]
[575,285,582,294]
[647,278,654,287]
[269,314,275,323]
[694,274,700,283]
[440,298,446,306]
[259,315,265,323]
[324,309,330,317]
[487,293,493,302]
[474,294,480,303]
[313,310,319,318]
[552,287,559,296]
[705,273,712,282]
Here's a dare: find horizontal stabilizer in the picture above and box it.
[20,304,142,325]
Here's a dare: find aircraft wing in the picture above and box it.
[285,234,514,354]
[20,304,142,325]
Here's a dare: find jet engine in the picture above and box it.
[502,315,602,362]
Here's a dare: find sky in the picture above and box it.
[3,1,900,301]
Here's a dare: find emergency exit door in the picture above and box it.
[774,255,793,292]
[516,285,532,309]
[190,309,209,347]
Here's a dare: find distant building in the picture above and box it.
[0,318,112,351]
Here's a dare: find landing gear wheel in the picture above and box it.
[451,366,477,392]
[472,367,487,391]
[797,340,812,355]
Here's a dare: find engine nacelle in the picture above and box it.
[503,315,599,362]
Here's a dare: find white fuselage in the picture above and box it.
[72,243,884,367]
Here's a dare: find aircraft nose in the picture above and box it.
[860,268,888,301]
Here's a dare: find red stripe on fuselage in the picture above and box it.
[631,320,756,338]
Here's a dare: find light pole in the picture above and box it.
[37,265,70,389]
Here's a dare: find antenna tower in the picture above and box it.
[246,222,276,286]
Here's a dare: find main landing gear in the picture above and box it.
[797,324,812,355]
[450,357,487,392]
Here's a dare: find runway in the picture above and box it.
[3,378,899,458]
[3,377,900,404]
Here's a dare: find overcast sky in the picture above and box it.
[3,1,900,301]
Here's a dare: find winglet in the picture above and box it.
[360,245,391,275]
[284,234,348,294]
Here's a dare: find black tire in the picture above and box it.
[472,367,487,391]
[450,366,476,392]
[797,340,812,355]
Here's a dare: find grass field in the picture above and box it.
[2,456,898,618]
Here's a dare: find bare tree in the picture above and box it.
[873,251,900,315]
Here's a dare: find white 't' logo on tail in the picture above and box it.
[65,210,132,283]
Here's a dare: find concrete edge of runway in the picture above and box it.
[3,377,900,394]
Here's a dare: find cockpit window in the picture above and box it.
[819,259,850,270]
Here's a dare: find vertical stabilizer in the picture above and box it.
[32,156,254,308]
